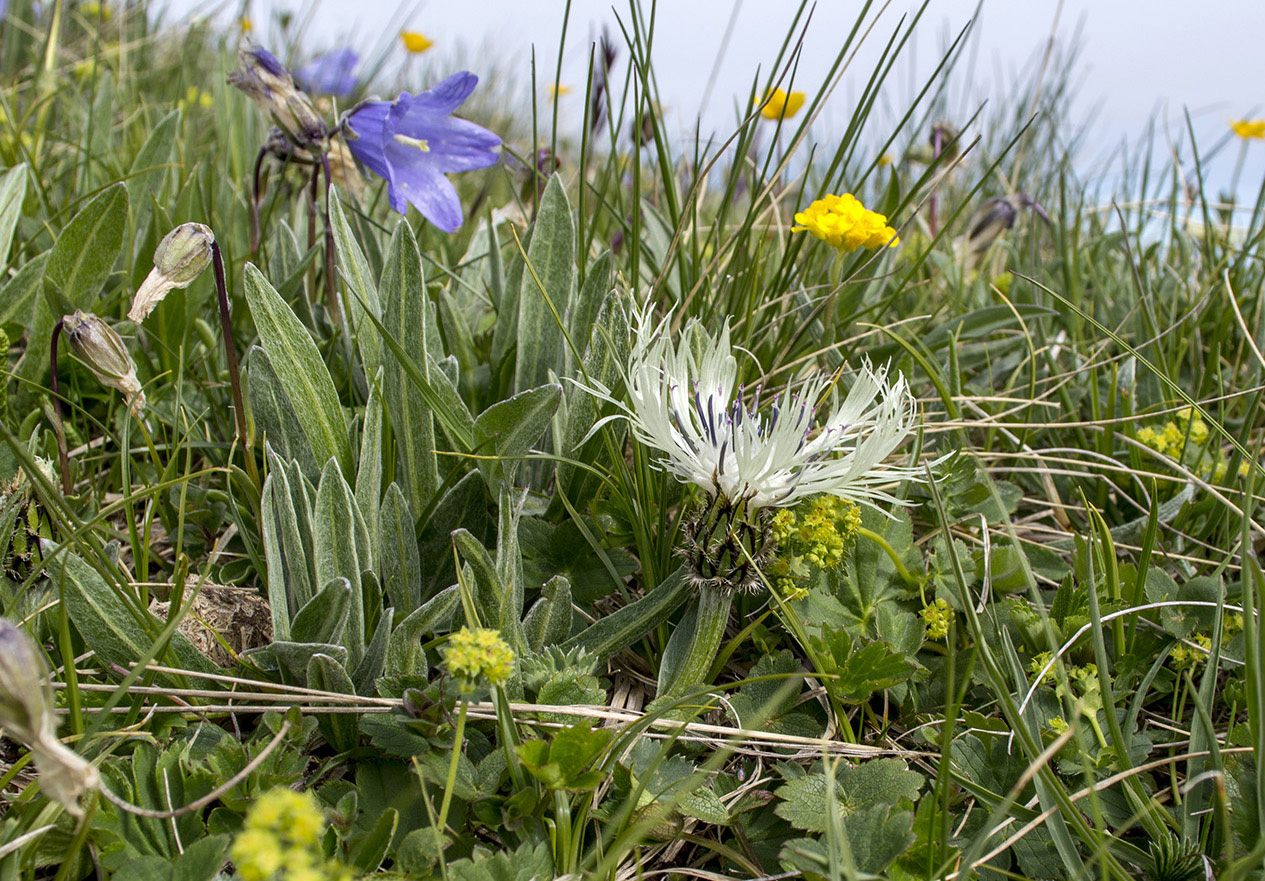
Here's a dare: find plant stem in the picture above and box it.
[856,526,921,586]
[211,242,259,489]
[437,697,469,835]
[48,319,72,494]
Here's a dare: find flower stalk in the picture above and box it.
[210,242,259,489]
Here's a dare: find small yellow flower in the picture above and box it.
[760,87,805,121]
[400,30,435,53]
[792,193,899,252]
[239,15,253,34]
[445,627,515,691]
[1231,120,1265,140]
[547,83,571,102]
[921,598,953,641]
[877,153,894,167]
[81,1,112,21]
[231,788,346,881]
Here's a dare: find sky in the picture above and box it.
[163,0,1265,199]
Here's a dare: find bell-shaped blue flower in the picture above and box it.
[342,71,500,232]
[296,48,359,98]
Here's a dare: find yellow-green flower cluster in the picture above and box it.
[921,598,953,641]
[1171,634,1212,671]
[1136,408,1208,458]
[444,627,515,692]
[230,788,348,881]
[1135,407,1249,484]
[792,193,899,253]
[768,496,861,593]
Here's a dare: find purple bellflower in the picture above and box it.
[342,71,500,232]
[296,48,360,98]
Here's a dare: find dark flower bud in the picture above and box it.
[228,44,328,147]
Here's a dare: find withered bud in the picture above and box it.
[129,223,215,323]
[929,121,960,160]
[0,619,99,817]
[966,196,1019,256]
[62,311,146,417]
[228,44,328,148]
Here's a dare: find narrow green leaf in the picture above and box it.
[473,383,562,488]
[515,175,575,392]
[290,577,352,645]
[0,163,28,273]
[307,654,359,752]
[329,188,383,375]
[243,262,352,475]
[385,585,459,677]
[126,110,180,230]
[379,483,421,615]
[314,458,368,669]
[380,220,439,515]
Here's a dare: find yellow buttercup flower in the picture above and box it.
[1231,120,1265,140]
[760,87,805,121]
[239,16,253,34]
[400,30,435,53]
[547,83,571,102]
[792,193,899,252]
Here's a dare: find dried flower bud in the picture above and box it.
[129,223,215,323]
[228,44,328,147]
[62,311,146,416]
[0,619,55,744]
[965,196,1018,257]
[0,619,99,817]
[929,121,960,160]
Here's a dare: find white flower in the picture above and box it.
[583,305,925,510]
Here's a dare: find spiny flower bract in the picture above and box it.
[793,193,899,252]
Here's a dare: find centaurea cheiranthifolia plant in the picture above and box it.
[340,71,501,232]
[580,303,927,705]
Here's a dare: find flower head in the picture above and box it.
[228,43,328,147]
[341,72,501,231]
[62,311,146,416]
[1231,119,1265,140]
[295,48,359,98]
[793,193,899,253]
[585,306,924,512]
[444,627,515,692]
[400,30,434,53]
[129,223,215,323]
[760,87,805,121]
[231,787,348,881]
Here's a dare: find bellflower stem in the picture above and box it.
[48,319,72,495]
[321,151,337,323]
[211,242,258,489]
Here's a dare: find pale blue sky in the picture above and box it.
[165,0,1265,197]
